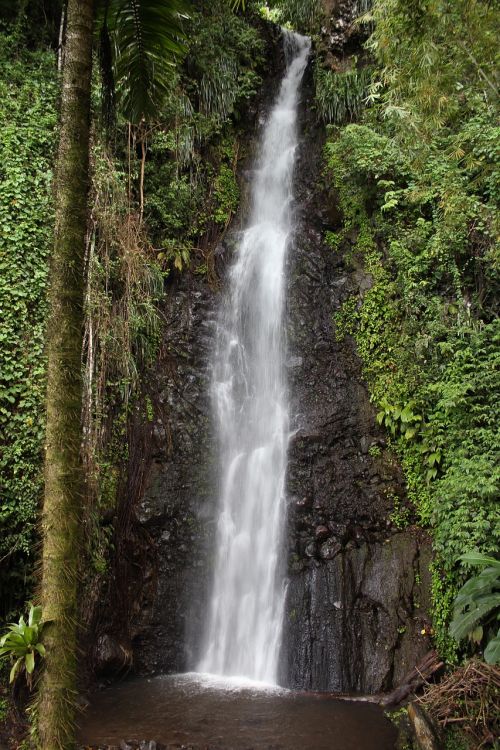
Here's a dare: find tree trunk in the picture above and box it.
[37,1,94,747]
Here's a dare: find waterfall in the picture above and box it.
[197,31,310,684]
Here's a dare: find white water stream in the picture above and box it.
[197,31,310,684]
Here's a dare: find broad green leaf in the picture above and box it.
[400,407,414,423]
[25,650,35,674]
[454,569,500,603]
[28,606,42,627]
[450,595,500,641]
[459,553,500,568]
[22,626,34,645]
[484,630,500,665]
[9,657,22,683]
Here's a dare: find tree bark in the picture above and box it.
[38,1,94,747]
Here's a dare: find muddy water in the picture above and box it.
[79,674,397,749]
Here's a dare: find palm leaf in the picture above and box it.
[104,0,190,123]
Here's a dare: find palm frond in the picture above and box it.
[102,0,190,123]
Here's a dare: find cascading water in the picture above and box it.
[197,31,310,684]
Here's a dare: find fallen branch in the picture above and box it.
[299,650,444,708]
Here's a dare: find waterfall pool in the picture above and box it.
[78,673,397,749]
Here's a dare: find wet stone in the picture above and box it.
[304,541,317,558]
[319,538,341,560]
[314,525,330,542]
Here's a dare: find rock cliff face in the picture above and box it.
[104,24,432,692]
[278,64,432,693]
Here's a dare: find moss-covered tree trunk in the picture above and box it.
[38,1,94,747]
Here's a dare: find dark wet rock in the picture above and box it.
[305,541,318,558]
[95,635,132,676]
[319,538,341,560]
[277,59,432,692]
[281,532,432,692]
[315,525,330,542]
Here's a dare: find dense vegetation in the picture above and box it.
[0,0,266,621]
[0,29,57,619]
[321,0,499,662]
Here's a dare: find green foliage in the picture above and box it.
[144,2,263,267]
[325,230,341,251]
[0,32,57,619]
[367,0,498,144]
[0,697,7,722]
[431,564,458,662]
[0,606,45,686]
[0,0,262,630]
[82,147,163,588]
[324,0,499,659]
[450,553,500,665]
[97,0,189,123]
[278,0,322,33]
[442,727,470,750]
[315,64,372,125]
[213,163,239,224]
[389,496,411,530]
[213,141,240,225]
[188,0,265,125]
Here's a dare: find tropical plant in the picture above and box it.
[97,0,190,124]
[366,0,498,144]
[450,553,500,665]
[0,606,45,687]
[315,64,372,125]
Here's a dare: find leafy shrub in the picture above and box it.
[278,0,322,33]
[450,553,500,665]
[0,606,45,686]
